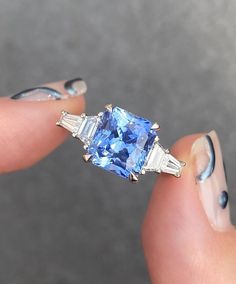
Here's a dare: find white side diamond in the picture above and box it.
[143,143,185,177]
[57,112,100,145]
[57,112,83,132]
[76,116,99,144]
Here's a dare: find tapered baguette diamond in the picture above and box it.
[56,112,99,145]
[75,116,99,144]
[143,143,184,177]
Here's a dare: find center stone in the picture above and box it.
[87,107,157,179]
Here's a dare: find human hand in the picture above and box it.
[1,80,235,283]
[142,131,235,283]
[0,79,85,173]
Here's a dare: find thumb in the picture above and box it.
[142,131,236,284]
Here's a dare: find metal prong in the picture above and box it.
[56,110,68,126]
[154,136,160,143]
[80,113,86,118]
[61,110,68,116]
[175,162,185,177]
[175,172,181,178]
[151,122,160,131]
[180,161,186,167]
[83,154,92,162]
[72,132,77,138]
[165,149,170,154]
[129,172,139,183]
[140,169,146,175]
[105,104,113,112]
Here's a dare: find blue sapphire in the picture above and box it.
[88,107,157,179]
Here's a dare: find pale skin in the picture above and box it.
[1,80,236,283]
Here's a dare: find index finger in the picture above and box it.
[0,78,86,173]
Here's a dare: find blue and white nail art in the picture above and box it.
[64,78,87,96]
[11,87,62,101]
[219,190,229,209]
[197,134,216,182]
[11,78,87,101]
[192,130,230,229]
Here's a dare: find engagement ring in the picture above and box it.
[56,105,185,182]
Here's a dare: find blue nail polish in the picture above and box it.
[219,190,228,209]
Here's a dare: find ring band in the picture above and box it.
[56,104,186,182]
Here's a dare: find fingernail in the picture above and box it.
[11,87,62,101]
[10,78,87,101]
[64,78,87,96]
[191,130,231,231]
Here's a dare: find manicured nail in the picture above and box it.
[64,78,87,96]
[191,130,231,231]
[11,78,87,101]
[11,87,62,101]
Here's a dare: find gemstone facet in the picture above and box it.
[87,107,157,178]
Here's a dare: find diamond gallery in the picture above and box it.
[56,105,185,182]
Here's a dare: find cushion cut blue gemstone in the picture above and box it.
[88,107,157,179]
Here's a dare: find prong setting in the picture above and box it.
[180,161,186,167]
[56,110,68,126]
[154,136,160,143]
[105,104,113,112]
[83,154,93,162]
[140,169,146,175]
[151,122,160,131]
[129,172,139,183]
[61,110,68,116]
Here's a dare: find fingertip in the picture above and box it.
[142,133,206,236]
[141,133,214,282]
[142,131,236,284]
[0,79,86,173]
